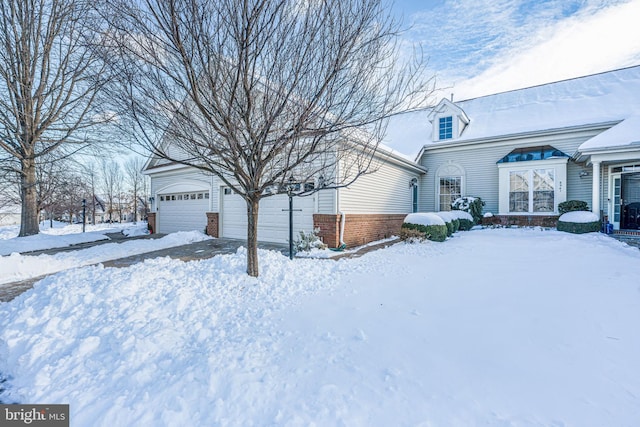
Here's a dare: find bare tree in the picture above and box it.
[82,160,99,225]
[100,159,122,223]
[0,0,110,236]
[124,157,145,223]
[104,0,435,276]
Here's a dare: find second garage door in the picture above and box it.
[221,187,315,243]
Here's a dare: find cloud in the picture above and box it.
[404,0,640,99]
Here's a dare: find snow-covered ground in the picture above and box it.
[0,221,150,255]
[0,230,211,285]
[1,228,639,426]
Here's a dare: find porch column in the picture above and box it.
[592,161,601,215]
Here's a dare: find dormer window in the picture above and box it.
[428,98,469,142]
[439,116,453,140]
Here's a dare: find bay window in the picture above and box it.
[498,156,567,215]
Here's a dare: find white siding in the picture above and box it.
[338,156,420,214]
[317,188,336,214]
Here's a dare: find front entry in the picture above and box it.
[621,173,640,229]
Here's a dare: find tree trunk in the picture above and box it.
[246,197,260,277]
[19,158,39,236]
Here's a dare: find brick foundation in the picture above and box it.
[147,212,156,234]
[481,215,559,228]
[314,213,407,248]
[206,212,219,237]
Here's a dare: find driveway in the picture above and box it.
[0,234,288,302]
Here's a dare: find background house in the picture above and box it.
[417,65,640,231]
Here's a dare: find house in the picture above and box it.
[144,145,425,247]
[416,65,640,232]
[144,65,640,246]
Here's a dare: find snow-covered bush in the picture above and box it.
[451,196,485,224]
[557,211,600,234]
[558,200,589,215]
[401,213,447,242]
[435,211,457,235]
[294,228,328,252]
[449,210,474,231]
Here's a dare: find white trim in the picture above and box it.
[435,162,465,211]
[592,161,601,215]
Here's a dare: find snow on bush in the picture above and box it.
[557,211,601,234]
[402,213,447,242]
[448,210,474,231]
[434,211,458,235]
[451,196,485,223]
[449,210,473,221]
[559,211,599,223]
[294,228,327,252]
[403,213,445,227]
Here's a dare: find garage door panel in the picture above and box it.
[221,189,315,243]
[158,191,209,234]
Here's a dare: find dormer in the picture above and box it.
[428,98,469,142]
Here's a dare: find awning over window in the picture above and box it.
[497,145,569,163]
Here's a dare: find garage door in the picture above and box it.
[158,191,210,234]
[221,187,315,243]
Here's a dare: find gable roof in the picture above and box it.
[419,65,640,154]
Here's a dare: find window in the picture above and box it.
[508,169,555,213]
[204,192,209,199]
[498,157,566,214]
[509,171,529,212]
[439,177,461,211]
[223,188,232,195]
[439,116,453,140]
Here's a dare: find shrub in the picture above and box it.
[294,228,328,252]
[557,220,601,234]
[400,222,448,242]
[449,210,474,231]
[402,213,448,242]
[557,211,600,234]
[434,211,457,236]
[400,227,428,243]
[558,200,589,215]
[452,196,485,224]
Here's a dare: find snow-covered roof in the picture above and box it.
[578,114,640,152]
[420,65,640,153]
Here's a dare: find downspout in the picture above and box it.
[339,211,346,247]
[330,210,347,251]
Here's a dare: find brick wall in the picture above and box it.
[206,212,219,237]
[481,215,559,228]
[147,212,156,234]
[314,213,407,248]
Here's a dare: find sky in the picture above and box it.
[384,0,640,155]
[393,0,640,100]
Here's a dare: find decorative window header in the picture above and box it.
[497,145,569,164]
